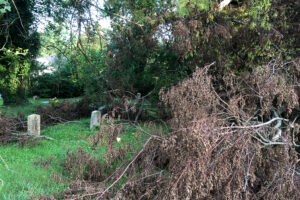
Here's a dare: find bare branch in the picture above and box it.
[221,117,288,130]
[11,0,26,32]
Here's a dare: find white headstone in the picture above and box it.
[33,95,39,100]
[90,111,101,130]
[27,114,41,135]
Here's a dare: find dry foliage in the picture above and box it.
[112,63,300,200]
[0,115,18,144]
[102,90,140,120]
[36,96,94,126]
[0,113,26,144]
[62,147,106,182]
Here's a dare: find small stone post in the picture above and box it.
[27,114,41,135]
[90,111,101,130]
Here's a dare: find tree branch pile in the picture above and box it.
[0,114,26,144]
[111,62,300,199]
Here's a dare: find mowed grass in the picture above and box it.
[0,97,81,117]
[0,117,150,200]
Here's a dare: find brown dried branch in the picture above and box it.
[75,136,153,200]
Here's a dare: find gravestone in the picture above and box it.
[33,95,39,100]
[27,114,41,135]
[90,111,101,130]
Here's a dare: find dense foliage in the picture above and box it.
[30,0,108,100]
[0,0,40,105]
[104,0,299,100]
[104,0,188,100]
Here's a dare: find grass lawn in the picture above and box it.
[0,97,81,117]
[0,97,165,199]
[0,118,150,200]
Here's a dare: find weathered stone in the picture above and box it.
[33,95,39,100]
[90,111,101,130]
[27,114,41,135]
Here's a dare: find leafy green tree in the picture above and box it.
[0,49,30,104]
[104,0,188,99]
[34,0,110,100]
[0,0,40,105]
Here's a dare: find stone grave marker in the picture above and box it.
[90,111,101,130]
[27,114,41,135]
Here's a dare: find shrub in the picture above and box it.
[29,71,83,98]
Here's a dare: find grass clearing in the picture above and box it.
[0,117,152,200]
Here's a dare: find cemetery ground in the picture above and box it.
[0,99,159,199]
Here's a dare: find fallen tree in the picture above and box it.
[112,63,300,200]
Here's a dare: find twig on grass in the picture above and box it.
[0,154,10,170]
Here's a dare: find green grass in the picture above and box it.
[0,97,165,199]
[0,118,152,200]
[0,97,81,117]
[0,119,91,200]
